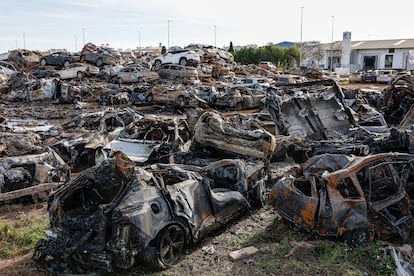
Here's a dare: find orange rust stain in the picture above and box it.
[281,188,290,197]
[300,202,316,228]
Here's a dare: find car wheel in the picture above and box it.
[63,60,70,67]
[142,224,185,270]
[177,96,186,107]
[251,180,267,208]
[40,59,47,66]
[154,60,162,71]
[146,93,153,104]
[179,57,187,66]
[77,71,84,79]
[235,102,244,111]
[343,228,373,246]
[96,58,103,67]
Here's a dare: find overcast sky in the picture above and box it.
[2,0,414,53]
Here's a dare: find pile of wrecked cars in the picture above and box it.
[31,109,275,273]
[1,44,414,274]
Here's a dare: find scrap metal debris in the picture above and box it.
[1,41,414,274]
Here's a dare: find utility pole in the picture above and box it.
[137,30,141,49]
[300,6,304,66]
[82,27,85,46]
[331,16,334,71]
[23,33,26,49]
[167,20,171,50]
[214,25,217,48]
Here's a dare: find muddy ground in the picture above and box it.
[0,83,390,275]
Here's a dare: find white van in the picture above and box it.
[376,69,398,84]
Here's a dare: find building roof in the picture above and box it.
[275,41,295,48]
[351,39,414,50]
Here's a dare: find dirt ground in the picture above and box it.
[0,82,392,275]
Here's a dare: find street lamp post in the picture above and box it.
[167,20,171,50]
[23,33,26,49]
[300,6,304,66]
[330,16,334,71]
[214,25,217,48]
[137,31,141,49]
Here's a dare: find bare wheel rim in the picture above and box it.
[154,60,161,70]
[159,225,185,265]
[257,181,266,206]
[177,96,186,107]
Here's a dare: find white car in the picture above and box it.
[228,77,270,89]
[152,49,200,71]
[0,61,17,75]
[55,63,99,79]
[376,69,399,83]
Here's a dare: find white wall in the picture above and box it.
[354,48,414,69]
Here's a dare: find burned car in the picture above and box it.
[0,147,69,202]
[116,66,159,84]
[214,87,266,110]
[33,152,256,273]
[146,85,207,107]
[266,79,353,139]
[192,110,276,162]
[269,153,414,245]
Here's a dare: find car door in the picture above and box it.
[49,53,59,65]
[59,66,70,79]
[123,68,133,82]
[366,162,411,240]
[270,175,319,230]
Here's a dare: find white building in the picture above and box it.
[322,33,414,74]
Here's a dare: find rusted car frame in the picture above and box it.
[269,153,414,245]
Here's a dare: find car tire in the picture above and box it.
[154,60,162,71]
[40,59,47,66]
[77,71,84,79]
[235,102,244,111]
[146,93,153,104]
[63,60,70,67]
[251,180,267,208]
[96,58,103,67]
[141,224,185,270]
[177,96,187,107]
[343,228,373,246]
[179,57,187,66]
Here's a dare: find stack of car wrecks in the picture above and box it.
[0,44,413,274]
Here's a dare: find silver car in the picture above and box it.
[55,63,99,79]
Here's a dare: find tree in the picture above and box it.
[233,45,299,69]
[229,41,234,53]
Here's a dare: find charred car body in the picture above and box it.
[269,153,414,245]
[32,152,268,273]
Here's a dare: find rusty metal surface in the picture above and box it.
[269,153,414,244]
